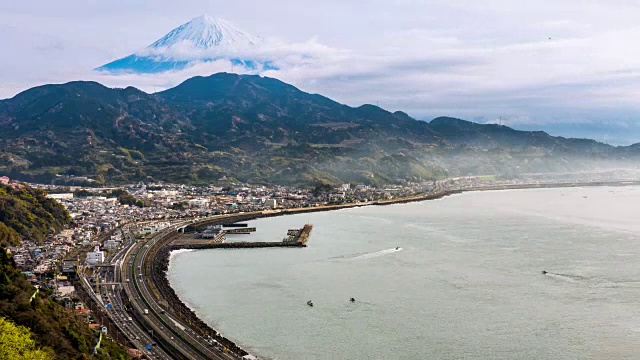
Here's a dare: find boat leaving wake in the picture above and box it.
[351,248,403,260]
[542,271,587,282]
[542,271,640,288]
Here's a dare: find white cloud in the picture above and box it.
[2,0,640,143]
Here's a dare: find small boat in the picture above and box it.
[395,247,399,250]
[306,300,313,307]
[349,297,355,303]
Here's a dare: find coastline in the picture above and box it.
[152,179,640,358]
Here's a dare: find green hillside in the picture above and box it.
[1,73,637,186]
[0,183,128,359]
[0,183,71,246]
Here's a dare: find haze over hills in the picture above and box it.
[96,15,275,74]
[0,72,638,186]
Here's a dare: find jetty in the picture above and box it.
[170,224,313,250]
[224,227,257,234]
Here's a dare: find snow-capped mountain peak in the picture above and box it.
[95,14,273,74]
[148,14,260,50]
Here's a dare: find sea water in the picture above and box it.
[168,186,640,359]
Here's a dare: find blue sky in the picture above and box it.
[1,0,639,144]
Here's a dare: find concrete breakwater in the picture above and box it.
[168,241,306,250]
[172,224,313,250]
[147,222,313,357]
[148,233,250,357]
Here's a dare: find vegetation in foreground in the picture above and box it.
[0,182,129,359]
[0,316,48,360]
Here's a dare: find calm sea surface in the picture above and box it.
[168,186,640,359]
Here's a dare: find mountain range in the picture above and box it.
[96,15,275,74]
[0,72,638,186]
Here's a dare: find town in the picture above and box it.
[4,167,640,358]
[8,166,640,279]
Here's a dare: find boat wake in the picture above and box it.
[542,271,587,283]
[329,247,403,261]
[542,271,640,288]
[351,248,403,260]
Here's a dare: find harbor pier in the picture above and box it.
[171,224,313,250]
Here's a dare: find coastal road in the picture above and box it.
[80,227,172,359]
[121,221,240,360]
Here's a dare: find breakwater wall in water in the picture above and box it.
[148,217,313,357]
[172,224,313,250]
[147,231,250,357]
[168,241,306,250]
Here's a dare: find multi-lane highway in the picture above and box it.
[81,226,172,359]
[79,216,251,359]
[124,223,239,360]
[77,214,266,359]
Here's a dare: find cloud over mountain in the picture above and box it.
[3,1,640,144]
[96,14,277,73]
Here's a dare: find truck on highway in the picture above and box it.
[143,309,149,315]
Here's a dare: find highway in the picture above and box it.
[128,217,248,359]
[82,226,172,359]
[79,271,167,359]
[78,216,259,359]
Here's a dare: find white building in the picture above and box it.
[86,246,105,265]
[139,221,169,235]
[188,198,209,208]
[264,199,278,209]
[103,240,120,249]
[48,193,74,200]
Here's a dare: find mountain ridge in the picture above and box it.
[0,73,637,185]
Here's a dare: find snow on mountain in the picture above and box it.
[96,15,274,74]
[149,14,260,49]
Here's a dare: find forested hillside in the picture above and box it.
[0,183,128,359]
[0,183,71,246]
[2,73,637,186]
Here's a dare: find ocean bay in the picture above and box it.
[169,186,640,359]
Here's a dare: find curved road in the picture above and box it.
[122,220,241,360]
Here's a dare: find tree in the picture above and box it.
[312,182,334,197]
[0,317,49,360]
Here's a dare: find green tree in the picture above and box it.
[312,182,334,197]
[0,317,49,360]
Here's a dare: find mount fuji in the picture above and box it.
[96,15,276,74]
